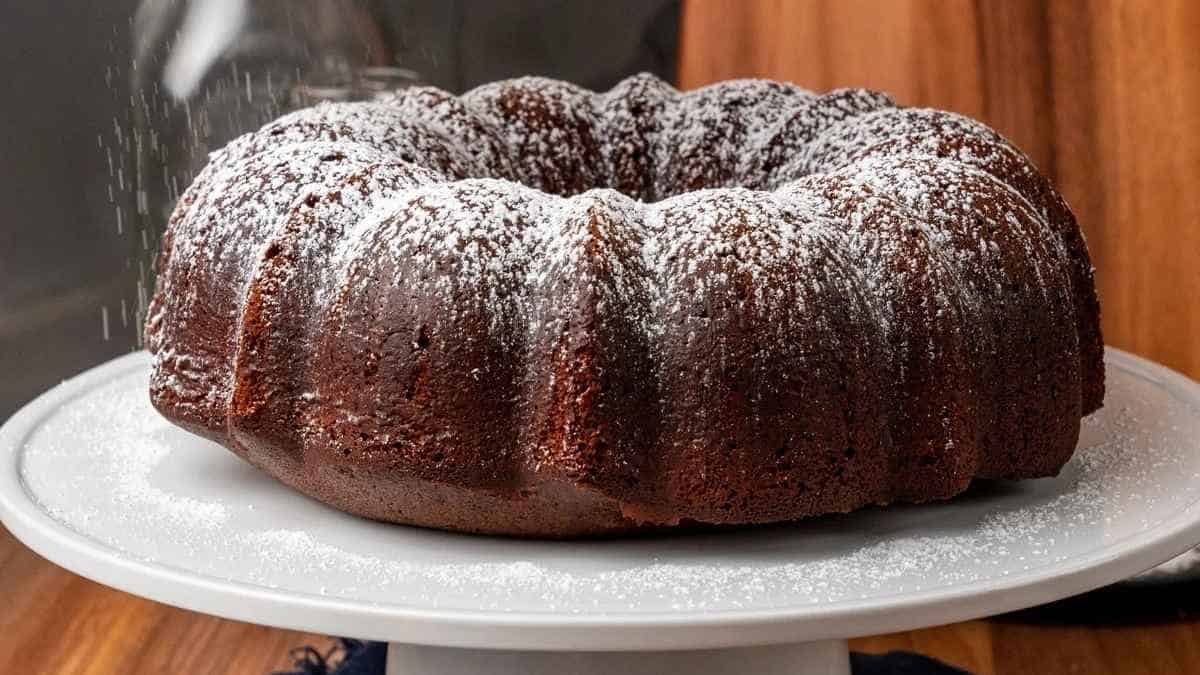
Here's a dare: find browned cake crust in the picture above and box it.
[144,74,1104,537]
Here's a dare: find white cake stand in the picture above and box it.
[3,348,1200,675]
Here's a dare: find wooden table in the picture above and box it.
[4,522,1199,675]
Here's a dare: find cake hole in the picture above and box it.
[303,194,320,208]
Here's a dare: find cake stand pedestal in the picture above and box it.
[4,349,1200,675]
[384,641,848,675]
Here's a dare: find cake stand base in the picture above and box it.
[385,640,849,675]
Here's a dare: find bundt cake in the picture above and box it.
[145,74,1104,537]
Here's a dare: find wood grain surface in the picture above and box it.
[680,0,1200,380]
[0,525,335,674]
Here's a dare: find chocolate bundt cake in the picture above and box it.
[145,74,1104,537]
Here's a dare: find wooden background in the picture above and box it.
[680,0,1200,381]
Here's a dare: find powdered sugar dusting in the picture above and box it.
[22,374,229,538]
[147,72,1084,383]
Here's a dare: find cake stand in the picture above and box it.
[3,348,1200,675]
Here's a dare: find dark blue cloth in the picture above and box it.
[275,640,386,675]
[274,640,970,675]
